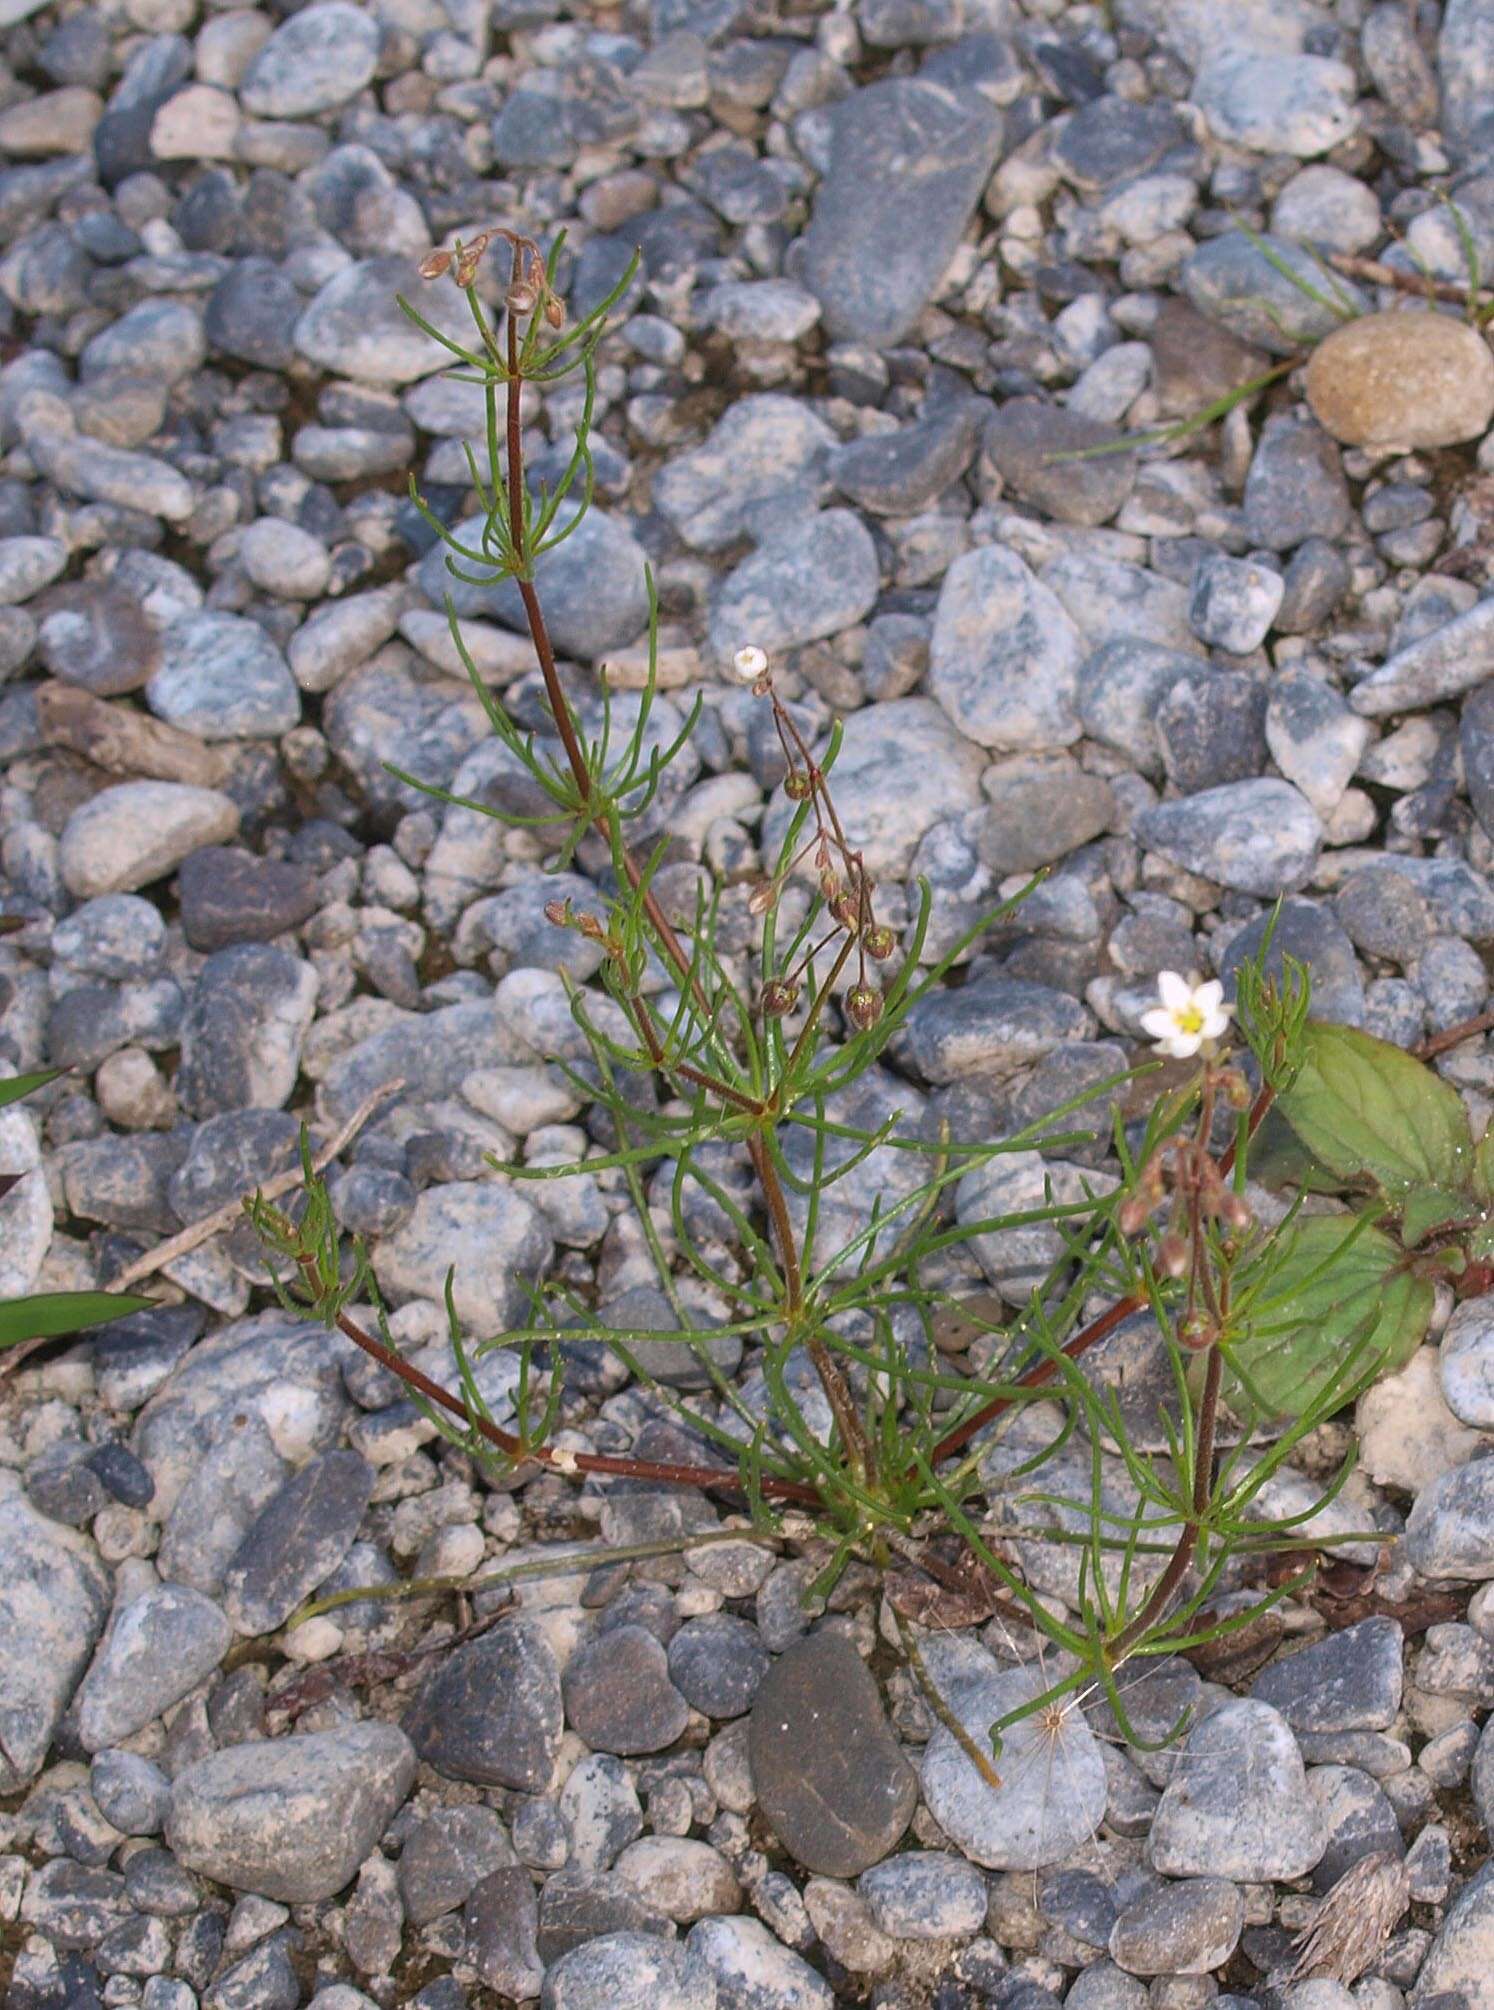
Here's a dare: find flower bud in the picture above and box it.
[845,983,883,1030]
[829,891,862,931]
[1156,1233,1189,1279]
[1177,1313,1215,1351]
[506,282,537,315]
[544,898,572,927]
[747,880,779,917]
[761,980,799,1017]
[1217,1068,1252,1110]
[1117,1194,1152,1237]
[784,771,814,801]
[1219,1188,1254,1232]
[732,645,768,683]
[418,249,453,280]
[864,924,897,961]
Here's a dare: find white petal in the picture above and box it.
[1157,970,1192,1012]
[1200,1004,1231,1039]
[1139,1007,1177,1041]
[1193,980,1225,1015]
[1165,1029,1203,1059]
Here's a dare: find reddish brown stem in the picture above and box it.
[303,1258,819,1505]
[1415,1008,1494,1061]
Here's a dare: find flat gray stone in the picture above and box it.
[295,256,478,385]
[0,1487,112,1789]
[222,1449,374,1637]
[1353,595,1494,716]
[749,1630,917,1876]
[563,1624,691,1757]
[1182,231,1367,356]
[929,544,1084,751]
[802,78,1005,346]
[707,508,879,664]
[919,1645,1107,1870]
[372,1179,553,1333]
[1250,1617,1403,1733]
[1109,1877,1243,1976]
[1148,1697,1328,1880]
[167,1723,417,1903]
[59,782,239,899]
[1135,779,1322,896]
[77,1584,232,1751]
[240,3,381,118]
[541,1931,717,2010]
[1406,1458,1494,1579]
[653,395,834,551]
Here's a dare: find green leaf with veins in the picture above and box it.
[1225,1213,1434,1419]
[1275,1022,1474,1199]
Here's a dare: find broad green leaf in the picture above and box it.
[1474,1121,1494,1202]
[0,1290,155,1350]
[1275,1023,1473,1199]
[0,1066,62,1110]
[1226,1213,1433,1418]
[1398,1185,1480,1249]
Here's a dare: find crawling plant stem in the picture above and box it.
[1326,250,1493,308]
[893,1601,1003,1791]
[298,1255,820,1504]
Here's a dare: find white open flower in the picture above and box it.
[731,644,768,683]
[1140,971,1231,1059]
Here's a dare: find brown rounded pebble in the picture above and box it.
[1304,309,1494,449]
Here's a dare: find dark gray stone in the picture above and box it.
[1156,669,1268,793]
[467,1867,544,1999]
[983,397,1135,527]
[1109,1877,1243,1977]
[398,1805,516,1925]
[536,1868,675,1964]
[1051,95,1186,192]
[1242,415,1352,552]
[403,1620,565,1789]
[801,78,1005,345]
[175,943,317,1119]
[222,1448,374,1637]
[602,1282,741,1391]
[204,259,302,370]
[901,973,1091,1084]
[563,1623,690,1755]
[18,1858,130,1950]
[1251,1618,1404,1734]
[667,1613,770,1719]
[90,1750,171,1836]
[749,1629,917,1876]
[178,847,321,953]
[1307,1762,1404,1890]
[1219,900,1365,1028]
[418,505,650,660]
[828,397,981,515]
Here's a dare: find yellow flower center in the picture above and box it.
[1174,1003,1205,1035]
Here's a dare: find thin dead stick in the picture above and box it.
[1326,250,1493,308]
[1415,1008,1494,1061]
[106,1079,407,1294]
[892,1602,1003,1791]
